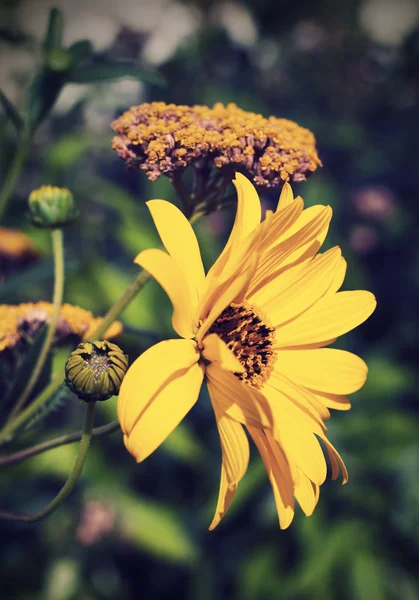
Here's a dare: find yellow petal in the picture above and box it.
[277,348,368,394]
[275,290,377,348]
[248,427,295,529]
[263,247,342,327]
[208,467,236,531]
[146,200,205,302]
[313,390,351,411]
[259,197,304,253]
[208,403,249,530]
[123,362,203,462]
[135,248,196,338]
[205,173,261,285]
[206,365,273,429]
[294,470,320,516]
[119,338,199,434]
[202,333,245,373]
[276,181,295,211]
[208,389,250,530]
[328,256,347,294]
[249,206,332,297]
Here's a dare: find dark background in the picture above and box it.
[1,0,419,598]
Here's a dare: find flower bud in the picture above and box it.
[65,340,128,402]
[28,185,79,229]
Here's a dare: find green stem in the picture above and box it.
[91,269,151,340]
[0,131,32,223]
[0,419,120,467]
[6,228,64,423]
[172,173,194,217]
[0,402,96,522]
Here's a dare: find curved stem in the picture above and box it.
[0,130,32,223]
[0,402,96,523]
[0,420,120,467]
[7,228,64,423]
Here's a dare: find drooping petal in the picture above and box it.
[118,339,203,461]
[294,470,320,516]
[208,402,250,530]
[269,370,330,424]
[262,247,342,326]
[202,333,245,373]
[135,248,197,338]
[146,200,206,301]
[248,427,295,529]
[206,365,274,429]
[262,384,328,485]
[275,291,377,348]
[277,348,368,395]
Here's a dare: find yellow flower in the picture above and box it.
[118,173,376,529]
[0,302,123,352]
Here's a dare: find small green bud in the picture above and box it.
[45,48,74,72]
[28,185,79,229]
[65,340,128,402]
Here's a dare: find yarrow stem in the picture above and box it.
[6,228,65,424]
[0,402,96,523]
[0,419,120,467]
[0,130,32,223]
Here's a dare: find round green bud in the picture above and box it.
[65,340,128,402]
[28,185,79,229]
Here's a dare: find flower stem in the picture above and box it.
[0,130,32,223]
[0,402,96,522]
[0,419,120,467]
[6,228,64,424]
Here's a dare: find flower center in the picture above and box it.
[208,301,276,388]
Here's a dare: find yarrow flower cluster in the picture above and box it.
[0,302,122,352]
[118,173,376,530]
[111,102,322,188]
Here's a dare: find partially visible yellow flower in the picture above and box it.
[0,302,122,352]
[0,227,40,276]
[112,102,322,188]
[118,173,376,530]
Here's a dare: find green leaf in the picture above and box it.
[351,553,386,600]
[67,40,93,65]
[25,69,68,131]
[42,8,64,54]
[115,492,197,563]
[0,89,23,133]
[68,62,166,86]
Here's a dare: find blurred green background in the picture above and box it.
[1,0,418,598]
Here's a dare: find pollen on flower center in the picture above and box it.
[208,301,277,388]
